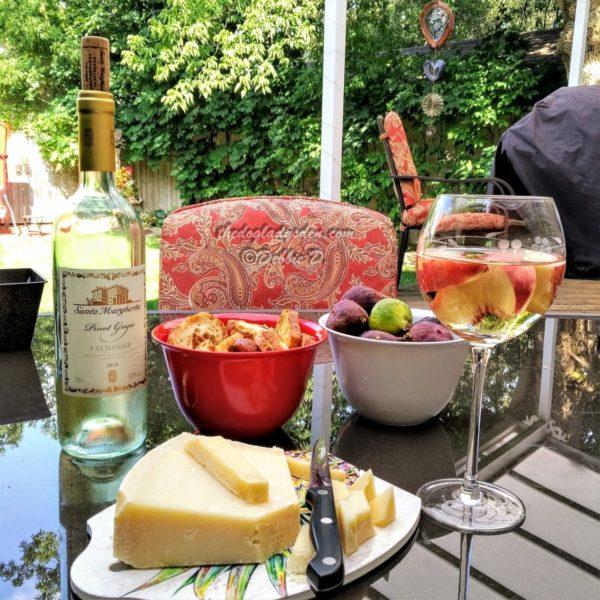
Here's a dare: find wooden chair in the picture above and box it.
[377,111,514,275]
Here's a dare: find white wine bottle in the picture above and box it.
[53,37,147,459]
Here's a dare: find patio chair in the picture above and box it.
[159,195,398,311]
[377,111,514,274]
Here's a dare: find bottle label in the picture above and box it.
[59,266,146,397]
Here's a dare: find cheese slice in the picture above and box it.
[370,487,396,527]
[349,468,376,502]
[287,523,316,575]
[185,435,269,504]
[286,455,346,482]
[113,433,300,567]
[331,479,349,504]
[348,490,375,545]
[336,495,360,556]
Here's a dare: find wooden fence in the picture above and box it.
[133,160,180,212]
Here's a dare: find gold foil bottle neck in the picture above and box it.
[78,90,115,114]
[78,90,116,173]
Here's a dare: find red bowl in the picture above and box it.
[152,313,327,439]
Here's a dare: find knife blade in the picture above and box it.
[306,436,344,593]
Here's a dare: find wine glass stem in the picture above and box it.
[458,533,474,600]
[461,345,491,501]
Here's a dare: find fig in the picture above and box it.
[360,330,400,341]
[407,320,453,342]
[231,337,259,352]
[341,285,386,314]
[326,299,369,336]
[369,298,412,335]
[418,316,442,325]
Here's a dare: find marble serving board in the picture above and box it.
[71,455,421,600]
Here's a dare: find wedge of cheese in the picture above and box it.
[336,495,360,556]
[349,468,376,502]
[185,435,269,504]
[113,433,300,567]
[370,487,396,527]
[331,479,349,503]
[286,455,346,482]
[348,490,375,545]
[287,523,316,575]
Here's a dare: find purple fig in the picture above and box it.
[360,330,400,341]
[326,299,369,336]
[341,285,386,314]
[407,320,453,342]
[418,316,442,325]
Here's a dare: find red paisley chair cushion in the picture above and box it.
[402,199,434,228]
[383,111,421,208]
[159,196,398,311]
[402,202,513,231]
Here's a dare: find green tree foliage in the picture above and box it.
[0,1,564,219]
[0,0,163,169]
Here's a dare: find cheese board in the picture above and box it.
[71,451,421,600]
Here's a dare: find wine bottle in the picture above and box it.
[53,37,147,459]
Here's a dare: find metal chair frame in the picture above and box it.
[377,115,514,282]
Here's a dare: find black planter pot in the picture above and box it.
[0,268,46,351]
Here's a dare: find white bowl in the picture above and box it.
[319,309,469,426]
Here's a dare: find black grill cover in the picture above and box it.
[491,86,600,279]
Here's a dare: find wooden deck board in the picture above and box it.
[401,278,600,318]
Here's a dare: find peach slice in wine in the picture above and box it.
[431,264,537,325]
[417,254,488,293]
[527,262,565,314]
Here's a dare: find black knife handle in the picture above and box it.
[306,486,345,593]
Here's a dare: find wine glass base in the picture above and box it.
[417,478,526,534]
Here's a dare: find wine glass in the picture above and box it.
[416,194,566,533]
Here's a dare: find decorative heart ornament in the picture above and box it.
[419,1,455,50]
[423,59,446,82]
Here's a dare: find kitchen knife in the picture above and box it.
[306,436,345,593]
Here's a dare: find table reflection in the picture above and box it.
[0,349,48,425]
[59,451,144,599]
[333,414,455,494]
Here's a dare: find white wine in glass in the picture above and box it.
[416,195,566,533]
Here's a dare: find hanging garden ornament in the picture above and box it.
[419,1,455,50]
[425,125,437,139]
[423,59,446,82]
[422,93,444,117]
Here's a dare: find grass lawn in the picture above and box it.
[0,232,160,313]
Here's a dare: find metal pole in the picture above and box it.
[539,317,559,421]
[568,0,591,86]
[319,0,347,201]
[312,0,347,445]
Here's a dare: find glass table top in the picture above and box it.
[0,313,599,599]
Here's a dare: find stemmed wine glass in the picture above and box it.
[416,195,566,533]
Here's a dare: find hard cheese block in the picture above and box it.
[185,435,269,504]
[113,433,300,568]
[287,523,316,575]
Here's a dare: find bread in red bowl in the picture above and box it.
[152,313,326,438]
